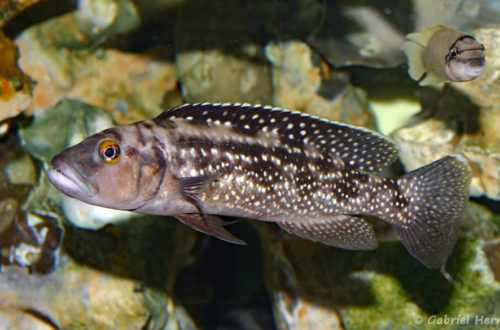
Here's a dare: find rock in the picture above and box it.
[0,131,62,274]
[174,0,273,104]
[0,32,34,123]
[411,0,500,32]
[5,153,36,185]
[445,28,500,111]
[0,210,198,328]
[175,44,273,104]
[77,0,141,45]
[0,253,151,328]
[19,99,115,163]
[16,30,179,122]
[0,196,63,275]
[13,0,179,123]
[309,0,409,68]
[0,0,44,28]
[485,240,500,282]
[12,0,140,50]
[0,305,56,329]
[266,40,376,127]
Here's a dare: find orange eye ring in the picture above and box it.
[99,140,120,164]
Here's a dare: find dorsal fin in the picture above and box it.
[405,25,452,47]
[157,103,398,172]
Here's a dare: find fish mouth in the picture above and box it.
[47,161,98,198]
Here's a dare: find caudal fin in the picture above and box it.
[393,155,471,268]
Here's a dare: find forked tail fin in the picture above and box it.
[392,155,471,268]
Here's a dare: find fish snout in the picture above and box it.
[47,157,98,198]
[446,58,485,82]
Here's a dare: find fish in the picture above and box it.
[47,103,471,269]
[403,25,486,86]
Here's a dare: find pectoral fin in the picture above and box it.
[278,215,378,250]
[176,174,219,210]
[403,40,426,81]
[175,213,247,245]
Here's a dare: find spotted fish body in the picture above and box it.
[47,103,471,268]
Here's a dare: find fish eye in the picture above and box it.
[445,47,459,64]
[99,140,120,164]
[450,47,458,59]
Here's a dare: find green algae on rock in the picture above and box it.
[20,99,115,163]
[259,205,500,329]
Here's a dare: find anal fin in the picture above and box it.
[278,215,378,250]
[175,213,247,245]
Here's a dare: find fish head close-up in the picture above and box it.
[445,36,486,82]
[47,124,166,211]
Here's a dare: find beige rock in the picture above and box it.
[176,44,273,105]
[15,8,178,123]
[0,306,55,330]
[17,29,178,123]
[0,254,149,328]
[266,40,376,127]
[451,28,500,112]
[260,224,343,330]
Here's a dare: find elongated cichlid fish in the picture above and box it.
[47,103,471,268]
[404,25,486,86]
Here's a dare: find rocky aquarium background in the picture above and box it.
[0,0,500,328]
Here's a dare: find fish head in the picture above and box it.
[47,124,166,211]
[445,36,485,82]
